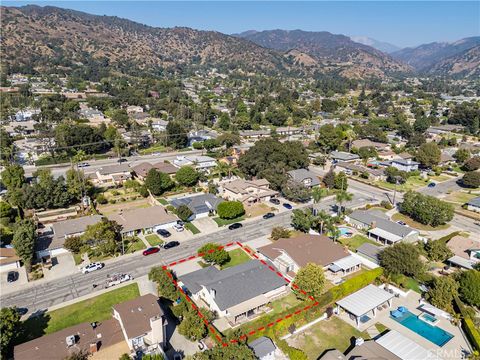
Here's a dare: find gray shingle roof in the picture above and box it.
[170,194,223,215]
[467,196,480,207]
[287,168,321,186]
[179,260,287,311]
[330,151,360,161]
[249,337,276,358]
[52,215,103,240]
[349,210,417,238]
[356,243,384,263]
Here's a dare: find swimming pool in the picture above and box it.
[390,310,453,347]
[339,227,352,236]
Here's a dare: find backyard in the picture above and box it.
[286,316,370,360]
[338,234,380,251]
[17,284,140,343]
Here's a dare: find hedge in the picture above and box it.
[454,296,480,352]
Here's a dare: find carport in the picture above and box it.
[336,284,395,327]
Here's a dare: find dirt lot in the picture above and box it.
[244,202,276,218]
[97,198,151,216]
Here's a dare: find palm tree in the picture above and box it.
[335,190,353,215]
[214,161,236,179]
[344,128,357,152]
[316,210,332,235]
[329,225,342,243]
[312,187,328,204]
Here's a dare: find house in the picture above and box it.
[249,337,277,360]
[258,234,362,278]
[78,107,106,123]
[466,196,480,213]
[179,260,288,325]
[220,178,278,205]
[153,162,179,177]
[95,164,132,186]
[122,130,152,146]
[14,295,167,360]
[439,152,455,166]
[330,151,360,163]
[173,155,217,173]
[14,108,40,122]
[390,159,419,172]
[287,169,321,188]
[112,294,167,351]
[334,162,386,181]
[0,248,21,272]
[351,139,390,151]
[151,119,169,132]
[276,126,302,136]
[170,193,223,219]
[36,215,103,258]
[345,210,419,245]
[126,105,144,114]
[109,206,178,237]
[239,129,271,139]
[188,130,218,146]
[131,162,178,181]
[446,235,480,270]
[320,329,440,360]
[13,138,51,164]
[5,120,37,136]
[356,243,384,265]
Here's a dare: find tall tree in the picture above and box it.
[166,121,188,149]
[148,267,179,301]
[380,242,424,278]
[415,142,441,168]
[0,307,20,359]
[12,219,37,271]
[335,190,353,215]
[293,263,326,300]
[145,169,174,195]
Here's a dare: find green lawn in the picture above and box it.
[376,176,429,192]
[339,234,380,251]
[139,144,167,155]
[287,316,370,360]
[269,292,303,314]
[145,234,164,246]
[124,237,147,253]
[221,248,251,269]
[213,215,245,227]
[156,198,169,205]
[18,284,140,343]
[391,213,450,231]
[73,253,83,265]
[374,322,389,334]
[444,191,479,205]
[185,222,201,234]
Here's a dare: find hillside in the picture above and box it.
[236,29,411,78]
[350,36,401,54]
[391,37,480,72]
[1,5,288,75]
[427,45,480,78]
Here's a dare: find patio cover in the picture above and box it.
[448,255,474,269]
[330,255,362,271]
[336,284,395,317]
[375,330,442,360]
[227,294,269,318]
[368,228,402,243]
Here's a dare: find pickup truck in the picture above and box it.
[105,273,133,288]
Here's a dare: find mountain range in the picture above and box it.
[349,36,401,54]
[2,5,479,80]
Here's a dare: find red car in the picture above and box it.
[143,247,160,256]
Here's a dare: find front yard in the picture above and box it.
[391,212,450,231]
[18,284,140,343]
[376,174,453,192]
[185,222,201,234]
[244,203,275,218]
[213,215,245,227]
[338,234,380,251]
[145,234,164,247]
[221,248,252,269]
[286,316,370,360]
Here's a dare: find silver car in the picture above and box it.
[81,262,104,274]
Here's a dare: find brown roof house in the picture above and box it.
[14,294,167,360]
[0,248,21,272]
[112,294,167,352]
[447,235,480,270]
[219,178,278,205]
[258,234,361,278]
[132,162,178,181]
[109,206,178,237]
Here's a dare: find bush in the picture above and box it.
[176,205,193,221]
[217,201,245,219]
[454,296,480,352]
[175,166,200,187]
[64,236,83,254]
[138,185,149,198]
[400,191,454,227]
[96,194,107,204]
[197,243,230,265]
[380,200,393,210]
[463,156,480,172]
[461,171,480,188]
[271,227,291,240]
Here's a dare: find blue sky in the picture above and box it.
[4,1,479,47]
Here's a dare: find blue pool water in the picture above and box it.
[339,227,352,236]
[390,310,453,347]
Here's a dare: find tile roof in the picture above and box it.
[258,234,350,268]
[180,260,287,311]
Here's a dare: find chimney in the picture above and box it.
[370,221,376,229]
[210,288,216,299]
[89,342,98,354]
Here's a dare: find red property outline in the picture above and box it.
[161,241,320,347]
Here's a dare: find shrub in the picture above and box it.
[461,171,480,188]
[454,296,480,352]
[400,191,454,227]
[271,227,291,240]
[176,205,193,221]
[217,201,245,219]
[175,166,200,187]
[138,185,149,198]
[96,194,107,204]
[380,200,393,209]
[64,236,83,253]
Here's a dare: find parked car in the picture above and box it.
[396,221,407,226]
[177,220,184,226]
[427,182,436,188]
[173,224,184,232]
[81,262,105,274]
[143,247,160,256]
[77,162,89,168]
[228,223,243,230]
[263,212,275,219]
[7,271,18,283]
[269,198,280,205]
[163,241,180,249]
[157,229,171,237]
[105,273,133,288]
[16,307,28,316]
[282,203,293,209]
[117,158,127,163]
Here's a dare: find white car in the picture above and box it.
[81,262,104,274]
[173,224,184,232]
[105,273,133,288]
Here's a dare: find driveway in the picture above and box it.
[169,258,203,276]
[1,266,28,293]
[192,217,218,234]
[43,253,78,280]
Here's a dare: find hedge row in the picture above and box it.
[454,296,480,352]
